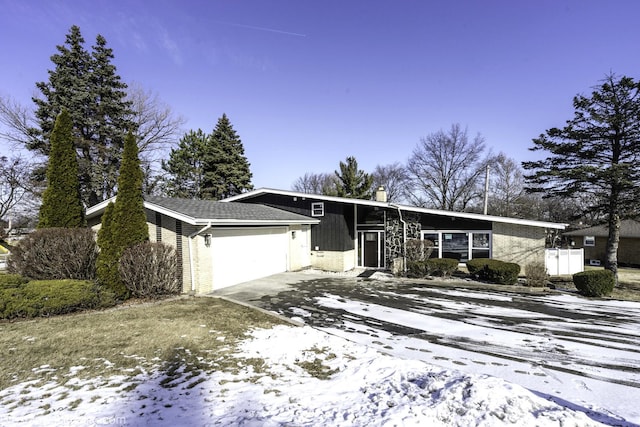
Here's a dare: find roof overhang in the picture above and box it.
[85,196,320,226]
[223,188,567,230]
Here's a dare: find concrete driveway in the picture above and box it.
[214,271,640,425]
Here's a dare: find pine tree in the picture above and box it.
[38,109,84,228]
[161,114,253,200]
[30,25,134,207]
[161,129,208,198]
[97,132,148,298]
[334,156,374,199]
[203,114,253,199]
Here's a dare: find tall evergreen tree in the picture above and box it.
[161,114,253,200]
[524,74,640,280]
[203,114,253,199]
[30,25,134,207]
[96,201,117,292]
[97,132,148,298]
[38,109,84,228]
[161,129,208,198]
[334,156,374,199]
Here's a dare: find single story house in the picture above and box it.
[563,219,640,267]
[223,188,567,273]
[85,195,319,294]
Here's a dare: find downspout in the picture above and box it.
[390,204,407,274]
[188,222,212,293]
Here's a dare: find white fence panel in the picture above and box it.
[545,248,584,276]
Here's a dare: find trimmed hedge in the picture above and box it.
[0,274,29,288]
[0,279,116,319]
[466,259,521,285]
[406,258,459,278]
[573,270,615,297]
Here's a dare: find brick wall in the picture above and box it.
[492,223,546,266]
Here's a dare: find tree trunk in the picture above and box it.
[605,213,620,286]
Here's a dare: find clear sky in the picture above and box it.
[1,0,639,190]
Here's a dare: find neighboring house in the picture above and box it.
[563,219,640,267]
[224,188,566,272]
[85,195,319,294]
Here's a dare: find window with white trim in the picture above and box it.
[584,236,595,247]
[311,202,324,217]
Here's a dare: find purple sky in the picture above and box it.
[1,0,639,190]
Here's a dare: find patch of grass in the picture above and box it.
[0,297,285,391]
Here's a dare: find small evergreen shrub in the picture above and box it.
[406,260,431,278]
[0,274,28,288]
[466,258,489,277]
[467,259,520,285]
[426,258,459,278]
[572,270,615,297]
[0,280,105,319]
[7,228,98,280]
[525,261,549,287]
[485,260,521,285]
[119,242,181,298]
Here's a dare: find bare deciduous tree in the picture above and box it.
[291,172,337,195]
[372,162,410,203]
[407,124,490,210]
[487,153,526,217]
[0,155,34,236]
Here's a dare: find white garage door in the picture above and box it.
[211,227,288,290]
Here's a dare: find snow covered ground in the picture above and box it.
[0,325,611,426]
[1,274,639,426]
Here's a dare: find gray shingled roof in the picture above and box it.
[563,219,640,238]
[144,195,317,224]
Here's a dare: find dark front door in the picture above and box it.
[363,232,379,267]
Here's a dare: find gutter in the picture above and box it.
[187,221,212,293]
[390,204,407,274]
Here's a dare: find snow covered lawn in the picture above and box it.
[1,279,639,426]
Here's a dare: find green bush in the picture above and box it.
[466,258,489,276]
[0,280,113,319]
[7,228,98,280]
[406,260,431,278]
[525,261,549,287]
[405,239,434,263]
[0,274,29,288]
[573,270,615,297]
[485,260,520,285]
[426,258,459,278]
[467,259,520,285]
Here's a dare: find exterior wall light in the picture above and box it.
[204,234,212,247]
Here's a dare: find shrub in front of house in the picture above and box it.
[405,239,434,263]
[406,260,430,278]
[485,260,521,285]
[7,228,98,281]
[426,258,459,278]
[525,261,549,287]
[119,242,181,298]
[0,273,29,288]
[466,258,489,277]
[0,279,107,319]
[467,259,520,285]
[572,270,615,297]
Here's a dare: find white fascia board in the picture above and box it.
[222,187,390,208]
[225,188,567,230]
[85,196,117,219]
[394,204,567,230]
[193,219,320,226]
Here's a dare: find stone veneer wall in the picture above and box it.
[385,211,421,268]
